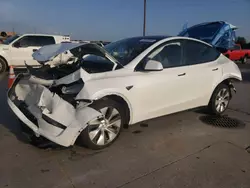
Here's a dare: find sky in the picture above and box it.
[0,0,249,41]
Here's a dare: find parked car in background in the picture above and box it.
[0,34,70,73]
[224,44,250,64]
[8,36,242,149]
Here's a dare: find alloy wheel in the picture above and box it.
[87,107,121,146]
[215,88,230,113]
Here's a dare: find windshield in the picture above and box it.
[233,45,241,50]
[180,22,223,43]
[104,37,161,65]
[2,35,20,45]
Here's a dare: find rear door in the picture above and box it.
[182,39,222,106]
[11,35,55,66]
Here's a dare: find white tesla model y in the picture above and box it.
[8,36,242,149]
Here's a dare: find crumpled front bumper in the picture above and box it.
[7,74,101,147]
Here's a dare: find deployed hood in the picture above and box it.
[32,42,122,67]
[178,21,238,50]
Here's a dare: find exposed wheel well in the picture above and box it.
[221,78,232,85]
[102,95,130,128]
[218,78,239,99]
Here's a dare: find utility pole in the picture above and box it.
[143,0,146,36]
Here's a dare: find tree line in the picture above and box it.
[236,37,250,49]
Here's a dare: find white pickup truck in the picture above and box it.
[0,34,70,73]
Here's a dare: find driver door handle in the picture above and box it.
[178,73,186,77]
[33,49,37,52]
[212,68,218,71]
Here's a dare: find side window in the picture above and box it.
[183,40,220,65]
[145,41,183,69]
[18,36,37,47]
[17,36,55,47]
[36,36,55,46]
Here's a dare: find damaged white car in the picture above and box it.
[8,36,242,149]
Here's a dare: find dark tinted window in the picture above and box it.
[233,45,241,50]
[36,36,55,46]
[145,41,183,69]
[18,36,55,47]
[19,36,36,47]
[183,40,220,65]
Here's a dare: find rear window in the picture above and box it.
[233,45,241,50]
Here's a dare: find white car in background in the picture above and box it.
[0,34,70,73]
[8,36,242,149]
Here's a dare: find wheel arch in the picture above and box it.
[0,55,9,72]
[94,93,132,127]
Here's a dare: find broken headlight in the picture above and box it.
[61,80,84,95]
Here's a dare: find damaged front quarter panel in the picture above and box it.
[8,74,102,147]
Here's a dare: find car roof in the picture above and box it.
[22,33,70,37]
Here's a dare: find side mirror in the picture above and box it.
[144,60,163,71]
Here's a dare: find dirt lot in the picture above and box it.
[0,62,250,188]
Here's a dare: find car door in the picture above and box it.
[11,35,55,67]
[130,40,195,122]
[182,39,222,107]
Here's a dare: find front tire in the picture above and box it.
[78,98,126,150]
[0,58,7,73]
[208,84,231,115]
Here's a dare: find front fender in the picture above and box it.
[76,83,134,124]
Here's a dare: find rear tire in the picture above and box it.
[0,58,7,73]
[208,84,231,115]
[78,98,126,150]
[241,56,247,64]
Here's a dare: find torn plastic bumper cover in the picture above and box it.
[7,74,102,147]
